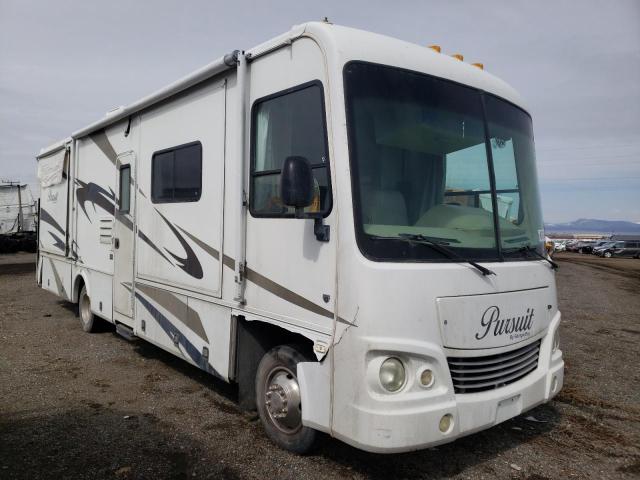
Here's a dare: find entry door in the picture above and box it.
[113,151,136,319]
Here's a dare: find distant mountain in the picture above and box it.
[545,218,640,235]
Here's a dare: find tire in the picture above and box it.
[255,345,317,454]
[604,251,612,258]
[78,286,97,333]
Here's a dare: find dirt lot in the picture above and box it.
[1,252,639,479]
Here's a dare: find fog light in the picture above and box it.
[420,369,434,388]
[379,357,405,392]
[439,414,453,433]
[553,330,560,353]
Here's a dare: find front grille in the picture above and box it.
[447,339,541,394]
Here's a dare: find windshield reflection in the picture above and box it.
[344,62,544,262]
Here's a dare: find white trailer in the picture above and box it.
[36,22,564,453]
[0,182,37,235]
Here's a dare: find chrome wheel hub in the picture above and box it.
[80,293,91,325]
[264,367,302,433]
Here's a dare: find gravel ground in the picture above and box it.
[1,252,639,479]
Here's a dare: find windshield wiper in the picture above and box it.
[394,233,496,276]
[508,245,559,270]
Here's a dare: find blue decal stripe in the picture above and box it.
[135,292,223,380]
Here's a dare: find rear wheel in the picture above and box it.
[78,286,97,332]
[256,345,317,454]
[604,251,612,258]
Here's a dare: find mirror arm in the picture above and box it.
[313,217,330,242]
[293,209,330,242]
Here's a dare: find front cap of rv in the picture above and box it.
[303,22,564,452]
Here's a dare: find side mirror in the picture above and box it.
[279,155,330,242]
[280,156,313,216]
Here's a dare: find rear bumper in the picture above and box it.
[330,313,564,453]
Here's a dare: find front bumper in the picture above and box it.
[331,313,564,453]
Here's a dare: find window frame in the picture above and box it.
[118,164,131,214]
[151,140,203,204]
[249,80,333,219]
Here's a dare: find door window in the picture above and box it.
[250,82,332,217]
[119,165,131,214]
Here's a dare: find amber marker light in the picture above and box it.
[428,45,441,53]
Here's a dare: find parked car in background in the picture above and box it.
[565,241,579,252]
[598,241,640,258]
[554,241,566,252]
[592,241,616,255]
[566,241,595,253]
[580,240,611,254]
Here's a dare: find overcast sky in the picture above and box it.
[1,0,638,223]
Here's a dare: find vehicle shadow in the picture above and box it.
[130,334,239,405]
[0,407,240,480]
[55,299,239,403]
[56,300,117,333]
[312,403,561,478]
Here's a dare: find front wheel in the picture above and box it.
[255,345,317,454]
[604,251,612,258]
[78,286,97,332]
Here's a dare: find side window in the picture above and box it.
[250,82,332,217]
[151,142,202,203]
[119,165,131,213]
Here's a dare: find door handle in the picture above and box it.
[114,238,120,249]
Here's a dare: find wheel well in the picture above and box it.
[235,317,314,411]
[73,275,85,304]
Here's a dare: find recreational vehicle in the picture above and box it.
[1,182,37,253]
[36,22,564,453]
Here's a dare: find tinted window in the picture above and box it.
[151,142,202,203]
[250,83,331,217]
[119,165,131,213]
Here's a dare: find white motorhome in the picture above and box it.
[36,22,563,453]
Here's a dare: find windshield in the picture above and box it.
[344,62,544,262]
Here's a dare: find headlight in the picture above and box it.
[553,330,560,353]
[379,357,406,392]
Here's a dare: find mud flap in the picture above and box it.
[298,360,331,434]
